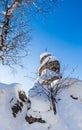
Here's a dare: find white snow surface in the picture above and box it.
[2,11,6,15]
[40,52,52,60]
[0,79,82,130]
[28,81,51,112]
[38,69,61,83]
[40,55,57,69]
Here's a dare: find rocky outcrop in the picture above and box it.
[11,100,23,117]
[39,52,62,85]
[27,52,61,120]
[39,60,60,76]
[11,90,28,117]
[25,115,46,124]
[18,91,27,102]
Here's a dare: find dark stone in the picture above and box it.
[27,98,31,104]
[57,98,61,101]
[18,91,27,102]
[27,98,31,110]
[25,115,46,124]
[9,98,14,103]
[70,95,78,100]
[11,100,23,117]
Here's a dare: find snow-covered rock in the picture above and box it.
[57,79,82,130]
[0,83,28,130]
[39,52,61,85]
[40,55,57,67]
[0,78,82,130]
[38,69,61,85]
[0,52,82,130]
[40,52,52,61]
[28,78,82,130]
[28,81,51,112]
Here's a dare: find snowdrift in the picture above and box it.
[0,79,82,130]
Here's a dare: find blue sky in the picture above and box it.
[0,0,82,92]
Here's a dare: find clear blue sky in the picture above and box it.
[0,0,82,92]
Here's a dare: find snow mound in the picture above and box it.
[28,82,51,112]
[28,78,82,130]
[0,83,28,130]
[56,79,82,130]
[0,79,82,130]
[40,52,52,60]
[38,69,61,84]
[0,83,22,106]
[40,55,57,67]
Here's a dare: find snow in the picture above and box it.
[40,52,52,60]
[40,55,57,69]
[56,79,82,130]
[28,81,51,112]
[2,11,6,15]
[8,5,11,8]
[0,78,82,130]
[28,78,82,130]
[0,52,81,130]
[0,83,28,130]
[38,69,61,84]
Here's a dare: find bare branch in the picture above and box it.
[0,0,59,68]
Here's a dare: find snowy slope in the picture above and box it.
[0,83,28,130]
[0,79,82,130]
[57,79,82,130]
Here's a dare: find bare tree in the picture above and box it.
[36,77,77,115]
[0,0,58,68]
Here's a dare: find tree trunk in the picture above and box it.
[51,88,56,114]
